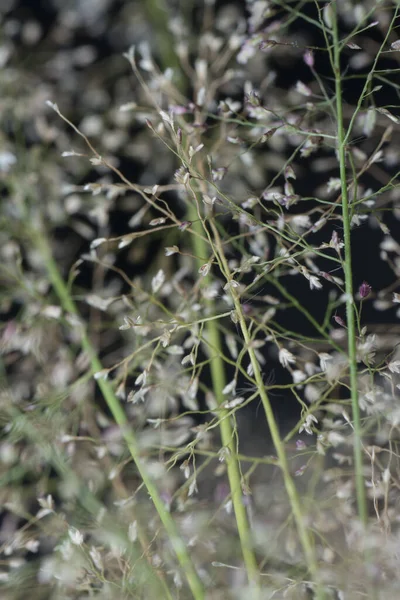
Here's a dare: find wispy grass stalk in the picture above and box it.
[207,220,323,596]
[331,4,368,527]
[32,228,206,600]
[5,404,175,599]
[185,190,261,590]
[145,1,261,585]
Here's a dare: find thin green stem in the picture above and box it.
[6,405,174,600]
[332,6,367,526]
[33,227,205,600]
[208,222,324,597]
[185,200,261,590]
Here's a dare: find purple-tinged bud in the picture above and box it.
[334,314,346,327]
[259,40,278,51]
[296,439,307,450]
[170,105,189,115]
[295,464,307,477]
[178,221,191,232]
[242,493,252,507]
[303,50,314,68]
[359,281,372,299]
[242,303,253,316]
[320,271,334,282]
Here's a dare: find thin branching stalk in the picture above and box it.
[6,405,175,600]
[151,5,262,575]
[207,220,324,597]
[32,228,206,600]
[185,197,261,590]
[331,5,368,527]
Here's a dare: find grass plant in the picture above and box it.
[2,1,400,598]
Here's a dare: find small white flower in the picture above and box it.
[118,237,132,249]
[388,360,400,374]
[380,236,399,252]
[181,353,195,367]
[173,570,183,588]
[89,546,103,570]
[150,217,167,226]
[356,334,376,364]
[135,370,147,386]
[90,237,107,249]
[37,495,54,519]
[202,194,217,206]
[218,447,230,463]
[127,387,149,403]
[312,217,327,232]
[224,500,233,515]
[41,305,62,319]
[223,279,240,291]
[165,245,179,256]
[291,215,311,231]
[224,397,245,409]
[327,431,345,446]
[152,269,165,293]
[304,384,320,403]
[128,521,138,542]
[198,263,211,277]
[222,379,237,395]
[295,80,312,96]
[226,334,238,359]
[326,177,341,193]
[299,414,318,435]
[45,99,60,113]
[189,143,204,159]
[318,352,332,371]
[166,345,184,355]
[279,348,296,368]
[323,3,333,28]
[188,479,198,497]
[119,102,137,112]
[187,377,198,400]
[382,468,391,484]
[180,461,190,479]
[25,539,40,553]
[68,527,84,546]
[0,151,16,172]
[94,369,109,381]
[159,110,173,127]
[160,329,170,348]
[293,370,307,384]
[309,275,322,290]
[196,86,206,106]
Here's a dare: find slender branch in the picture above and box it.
[33,227,205,600]
[208,221,323,596]
[185,196,261,589]
[331,4,367,526]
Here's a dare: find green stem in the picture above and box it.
[186,202,260,589]
[33,228,205,600]
[7,406,174,600]
[332,8,367,526]
[209,223,322,594]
